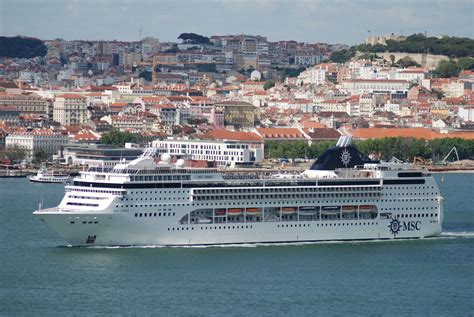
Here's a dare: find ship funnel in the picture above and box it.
[342,136,352,147]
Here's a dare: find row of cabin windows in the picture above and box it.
[381,206,438,211]
[194,193,380,201]
[125,196,186,201]
[383,198,437,202]
[66,202,99,207]
[277,222,377,228]
[128,190,187,195]
[168,225,254,231]
[130,175,191,182]
[134,212,176,217]
[397,213,438,218]
[69,188,123,195]
[195,186,381,195]
[69,221,98,224]
[383,192,437,196]
[69,195,107,200]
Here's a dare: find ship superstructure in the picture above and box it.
[34,137,443,246]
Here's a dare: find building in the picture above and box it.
[53,94,88,125]
[0,93,52,120]
[60,144,144,167]
[215,101,256,128]
[0,106,20,125]
[6,130,68,159]
[339,79,409,95]
[297,66,326,85]
[152,130,264,167]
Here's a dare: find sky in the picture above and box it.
[0,0,473,45]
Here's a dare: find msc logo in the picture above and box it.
[388,219,421,237]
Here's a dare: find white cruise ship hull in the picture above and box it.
[33,144,444,247]
[35,206,443,247]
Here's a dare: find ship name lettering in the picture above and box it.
[402,221,421,231]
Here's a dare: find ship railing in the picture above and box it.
[36,207,63,213]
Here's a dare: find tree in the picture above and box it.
[33,149,49,164]
[395,57,420,68]
[263,79,275,90]
[0,36,47,58]
[330,48,356,63]
[0,146,27,163]
[177,33,211,45]
[457,57,474,71]
[389,54,395,66]
[100,129,140,147]
[434,60,461,78]
[139,70,152,82]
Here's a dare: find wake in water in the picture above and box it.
[439,231,474,238]
[59,231,473,249]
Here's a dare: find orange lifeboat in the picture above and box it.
[342,205,357,213]
[245,208,261,216]
[215,209,226,216]
[227,208,243,216]
[359,205,374,212]
[281,207,297,215]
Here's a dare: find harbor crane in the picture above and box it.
[441,147,460,165]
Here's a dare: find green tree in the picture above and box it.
[330,48,356,63]
[33,149,49,164]
[389,54,395,66]
[100,129,140,147]
[457,57,474,71]
[0,36,47,58]
[396,57,420,68]
[263,79,275,90]
[177,33,211,45]
[139,70,152,82]
[0,146,27,163]
[434,60,461,78]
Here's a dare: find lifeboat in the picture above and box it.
[215,209,226,216]
[245,208,261,216]
[281,207,297,215]
[359,205,375,212]
[227,208,243,216]
[321,206,341,215]
[342,205,357,213]
[299,206,320,215]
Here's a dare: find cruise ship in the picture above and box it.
[34,136,443,246]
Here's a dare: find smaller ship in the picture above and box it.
[29,168,69,183]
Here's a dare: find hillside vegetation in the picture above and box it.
[330,34,474,63]
[0,36,47,58]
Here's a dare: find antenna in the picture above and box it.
[140,27,142,41]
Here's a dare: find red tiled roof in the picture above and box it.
[350,128,474,140]
[257,127,306,139]
[57,94,86,99]
[201,130,262,142]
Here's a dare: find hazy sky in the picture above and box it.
[1,0,473,45]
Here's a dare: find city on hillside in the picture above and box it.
[0,33,473,170]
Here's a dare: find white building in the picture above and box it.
[297,66,326,85]
[53,94,88,125]
[152,137,264,167]
[6,130,68,159]
[395,68,427,83]
[294,54,323,66]
[458,106,474,122]
[339,79,409,95]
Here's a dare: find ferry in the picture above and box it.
[33,136,443,246]
[29,168,69,183]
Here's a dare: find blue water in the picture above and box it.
[0,174,473,316]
